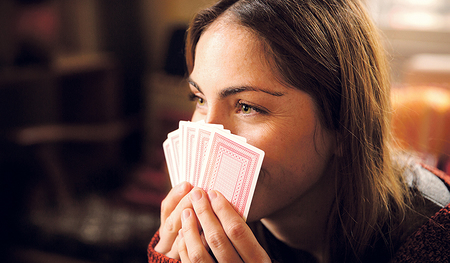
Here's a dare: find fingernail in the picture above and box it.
[178,229,184,238]
[190,189,202,202]
[208,190,217,200]
[182,209,191,222]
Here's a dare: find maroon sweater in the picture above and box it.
[390,164,450,263]
[148,164,450,263]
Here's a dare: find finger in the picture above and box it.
[208,190,271,263]
[165,233,181,260]
[180,208,215,263]
[160,182,192,224]
[189,188,243,262]
[155,182,193,254]
[200,232,209,252]
[177,229,190,263]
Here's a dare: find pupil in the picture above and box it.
[243,105,250,113]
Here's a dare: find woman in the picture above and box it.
[148,0,450,262]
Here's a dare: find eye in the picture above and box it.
[189,92,206,107]
[241,103,253,114]
[237,101,266,115]
[198,97,206,106]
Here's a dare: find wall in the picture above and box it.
[139,0,217,161]
[140,0,216,70]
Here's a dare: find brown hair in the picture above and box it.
[186,0,409,260]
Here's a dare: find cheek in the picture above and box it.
[240,129,296,186]
[243,122,304,165]
[246,120,330,185]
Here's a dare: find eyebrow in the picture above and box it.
[187,78,285,98]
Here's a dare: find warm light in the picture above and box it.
[389,8,443,30]
[391,86,450,155]
[400,0,444,7]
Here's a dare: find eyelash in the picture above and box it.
[236,101,267,115]
[188,92,205,105]
[188,92,267,115]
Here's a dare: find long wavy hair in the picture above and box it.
[185,0,410,260]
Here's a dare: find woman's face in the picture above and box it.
[189,19,336,222]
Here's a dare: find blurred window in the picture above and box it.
[369,0,450,31]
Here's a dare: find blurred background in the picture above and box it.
[0,0,449,262]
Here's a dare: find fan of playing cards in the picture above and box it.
[162,120,265,220]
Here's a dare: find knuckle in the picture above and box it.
[193,202,210,217]
[207,231,228,250]
[188,249,205,263]
[227,221,247,241]
[164,215,175,232]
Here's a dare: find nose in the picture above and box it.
[205,103,226,125]
[193,101,235,133]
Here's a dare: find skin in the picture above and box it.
[155,16,337,262]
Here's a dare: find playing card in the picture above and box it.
[167,130,181,185]
[162,139,177,187]
[198,130,264,220]
[197,121,246,143]
[190,124,214,186]
[162,120,264,220]
[180,121,198,184]
[189,123,245,185]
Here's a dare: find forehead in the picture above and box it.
[200,19,263,58]
[192,17,278,88]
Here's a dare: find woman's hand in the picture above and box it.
[155,182,194,259]
[178,188,271,263]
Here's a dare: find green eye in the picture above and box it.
[237,102,267,116]
[241,104,252,114]
[189,93,206,107]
